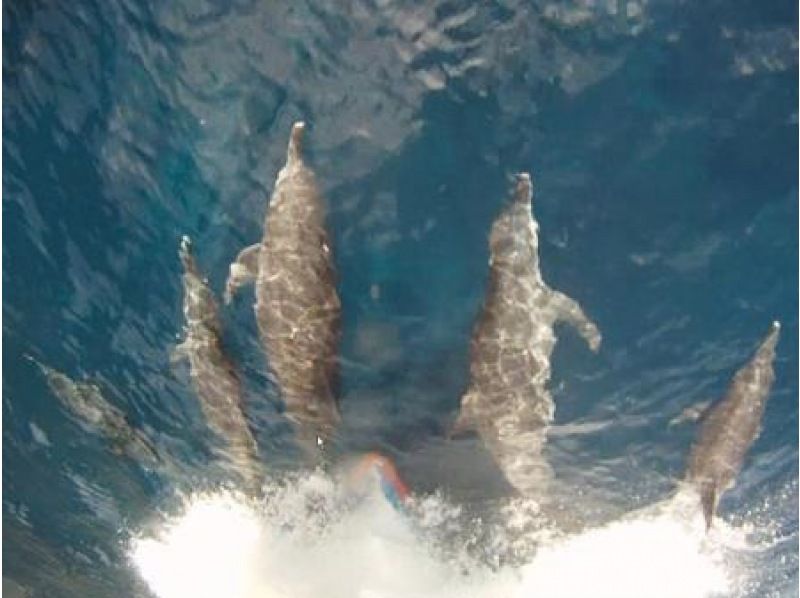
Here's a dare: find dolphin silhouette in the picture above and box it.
[453,173,601,495]
[174,235,263,493]
[27,356,162,467]
[684,321,781,530]
[225,122,341,459]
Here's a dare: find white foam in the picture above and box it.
[515,515,728,598]
[129,476,734,598]
[131,494,264,598]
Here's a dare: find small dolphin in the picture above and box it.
[453,173,601,495]
[684,321,781,530]
[26,356,162,467]
[174,235,263,493]
[225,122,341,459]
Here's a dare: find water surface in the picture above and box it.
[3,0,797,596]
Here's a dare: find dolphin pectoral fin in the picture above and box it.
[448,409,478,440]
[549,290,602,352]
[699,480,717,531]
[225,243,260,304]
[109,438,127,458]
[668,399,714,427]
[169,339,191,365]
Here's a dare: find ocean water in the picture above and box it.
[2,1,798,596]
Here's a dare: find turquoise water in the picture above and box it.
[3,1,797,596]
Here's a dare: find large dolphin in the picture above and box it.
[27,356,162,468]
[453,173,602,495]
[174,235,263,493]
[684,321,781,530]
[225,122,341,458]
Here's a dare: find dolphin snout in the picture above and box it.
[759,319,781,354]
[514,172,533,205]
[287,121,306,163]
[179,235,192,266]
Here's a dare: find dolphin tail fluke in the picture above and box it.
[287,121,306,165]
[224,243,260,304]
[699,479,717,531]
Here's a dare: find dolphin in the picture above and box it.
[26,356,162,468]
[684,321,781,530]
[225,122,342,458]
[453,173,602,495]
[174,235,263,493]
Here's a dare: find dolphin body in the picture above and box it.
[27,356,162,468]
[453,173,602,495]
[174,236,263,493]
[684,321,781,530]
[225,122,341,458]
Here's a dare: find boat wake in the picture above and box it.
[129,473,747,598]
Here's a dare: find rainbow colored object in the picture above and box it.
[348,452,410,510]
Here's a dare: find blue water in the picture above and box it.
[3,1,797,596]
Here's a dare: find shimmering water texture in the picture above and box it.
[3,0,797,597]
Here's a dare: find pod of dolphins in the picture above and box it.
[30,123,781,532]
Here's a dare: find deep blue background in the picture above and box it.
[3,0,797,595]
